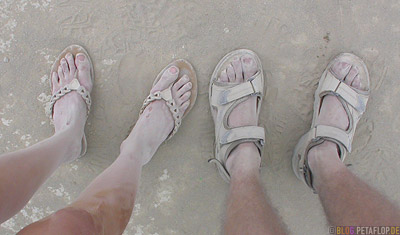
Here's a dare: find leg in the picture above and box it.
[219,56,287,234]
[0,53,91,223]
[307,60,400,225]
[19,65,193,234]
[225,144,287,235]
[309,142,400,226]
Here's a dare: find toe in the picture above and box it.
[180,100,190,113]
[172,74,189,92]
[151,66,179,93]
[66,53,76,76]
[232,57,243,81]
[344,66,359,86]
[177,81,192,97]
[75,53,90,71]
[178,91,191,105]
[51,72,60,93]
[60,58,70,80]
[330,61,352,81]
[241,55,258,81]
[220,70,228,82]
[75,53,92,91]
[226,64,235,82]
[351,74,361,89]
[58,65,64,84]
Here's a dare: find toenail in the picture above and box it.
[77,54,85,61]
[169,66,178,74]
[61,58,66,63]
[66,53,72,58]
[244,58,252,64]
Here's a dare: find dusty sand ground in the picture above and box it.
[1,0,400,234]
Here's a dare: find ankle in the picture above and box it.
[119,132,156,166]
[51,125,85,163]
[308,141,341,169]
[226,143,261,178]
[307,141,346,188]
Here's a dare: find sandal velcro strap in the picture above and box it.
[45,77,91,120]
[140,85,182,140]
[209,125,265,181]
[320,71,368,113]
[211,71,263,106]
[220,126,265,145]
[311,125,351,152]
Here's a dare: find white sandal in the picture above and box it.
[292,53,370,191]
[139,59,198,140]
[208,49,266,182]
[45,45,94,159]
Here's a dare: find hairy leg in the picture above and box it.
[308,59,400,225]
[225,144,287,235]
[220,56,287,235]
[309,142,400,226]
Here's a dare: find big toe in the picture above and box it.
[343,66,359,87]
[241,55,258,80]
[231,57,243,82]
[330,61,352,81]
[151,66,179,93]
[75,53,92,91]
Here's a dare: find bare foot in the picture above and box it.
[51,53,93,162]
[308,60,363,171]
[215,55,261,174]
[122,66,192,166]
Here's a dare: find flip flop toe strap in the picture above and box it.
[45,76,91,120]
[140,87,182,140]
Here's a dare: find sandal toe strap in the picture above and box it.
[320,71,368,114]
[45,77,91,120]
[211,71,263,106]
[140,86,183,140]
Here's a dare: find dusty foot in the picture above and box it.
[122,66,192,166]
[215,55,261,175]
[51,53,93,161]
[308,60,363,171]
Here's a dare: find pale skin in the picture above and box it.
[0,52,398,234]
[0,52,193,234]
[307,61,400,226]
[218,56,400,234]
